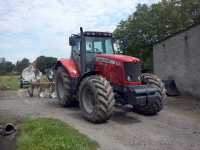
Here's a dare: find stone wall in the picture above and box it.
[153,25,200,98]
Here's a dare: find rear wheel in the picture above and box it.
[56,67,75,107]
[134,73,166,115]
[79,75,115,123]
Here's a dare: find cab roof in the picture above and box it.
[71,31,112,38]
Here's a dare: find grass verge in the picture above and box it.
[0,75,19,90]
[17,118,97,150]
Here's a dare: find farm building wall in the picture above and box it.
[153,24,200,98]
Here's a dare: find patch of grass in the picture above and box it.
[17,118,97,150]
[0,75,19,90]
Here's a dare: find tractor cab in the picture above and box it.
[69,28,114,74]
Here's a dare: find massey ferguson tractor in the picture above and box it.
[55,27,166,123]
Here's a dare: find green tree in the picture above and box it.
[180,0,200,25]
[15,58,30,73]
[114,0,200,71]
[36,56,57,73]
[0,61,15,75]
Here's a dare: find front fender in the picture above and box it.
[56,59,80,77]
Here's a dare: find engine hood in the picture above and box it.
[96,54,141,63]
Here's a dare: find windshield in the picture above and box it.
[85,37,114,54]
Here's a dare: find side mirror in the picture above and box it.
[120,38,128,49]
[69,37,75,46]
[113,38,128,54]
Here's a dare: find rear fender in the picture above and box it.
[55,59,80,77]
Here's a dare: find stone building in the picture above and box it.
[153,24,200,98]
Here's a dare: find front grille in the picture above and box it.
[124,62,141,82]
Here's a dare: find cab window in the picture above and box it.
[85,37,114,54]
[72,40,80,52]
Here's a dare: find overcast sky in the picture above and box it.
[0,0,159,63]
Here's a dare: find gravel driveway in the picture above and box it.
[0,90,200,150]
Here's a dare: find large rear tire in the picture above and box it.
[78,75,115,123]
[56,67,75,107]
[134,73,166,115]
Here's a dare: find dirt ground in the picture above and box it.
[0,90,200,150]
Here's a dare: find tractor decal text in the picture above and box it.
[96,57,116,65]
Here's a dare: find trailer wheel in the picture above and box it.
[134,73,166,115]
[56,67,75,107]
[79,75,115,123]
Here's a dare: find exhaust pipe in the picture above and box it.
[80,27,86,75]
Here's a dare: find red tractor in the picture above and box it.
[55,28,166,123]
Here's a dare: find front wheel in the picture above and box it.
[134,73,166,115]
[56,67,75,107]
[78,75,115,123]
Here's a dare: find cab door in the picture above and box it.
[71,39,81,70]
